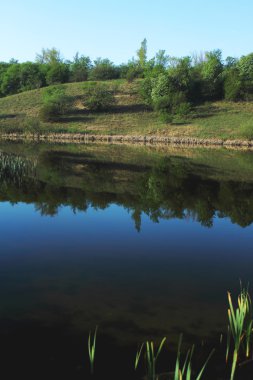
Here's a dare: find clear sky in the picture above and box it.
[0,0,252,63]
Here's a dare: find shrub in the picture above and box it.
[139,77,153,106]
[84,84,115,111]
[40,86,71,122]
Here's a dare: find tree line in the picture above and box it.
[1,40,253,117]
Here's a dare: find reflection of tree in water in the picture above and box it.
[132,157,253,229]
[0,151,253,230]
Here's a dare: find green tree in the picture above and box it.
[0,64,21,95]
[137,38,147,69]
[89,58,119,80]
[237,53,253,98]
[46,63,69,85]
[70,53,92,82]
[36,48,62,65]
[19,62,46,91]
[200,49,224,100]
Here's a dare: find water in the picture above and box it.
[0,142,253,379]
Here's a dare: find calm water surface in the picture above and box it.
[0,142,253,379]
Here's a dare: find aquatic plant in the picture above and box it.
[88,326,98,375]
[135,337,166,380]
[0,151,36,186]
[226,288,253,380]
[174,334,215,380]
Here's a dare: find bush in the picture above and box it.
[139,77,153,106]
[240,121,253,140]
[84,84,115,111]
[40,86,71,122]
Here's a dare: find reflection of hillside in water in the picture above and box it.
[0,147,253,229]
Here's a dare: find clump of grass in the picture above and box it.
[135,337,166,380]
[88,326,98,375]
[174,334,215,380]
[226,287,253,380]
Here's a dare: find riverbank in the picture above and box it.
[1,132,253,149]
[0,79,253,142]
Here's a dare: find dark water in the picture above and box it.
[0,142,253,379]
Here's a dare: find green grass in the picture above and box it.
[0,79,253,139]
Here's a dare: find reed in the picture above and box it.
[174,334,214,380]
[226,288,253,380]
[88,326,98,375]
[135,337,166,380]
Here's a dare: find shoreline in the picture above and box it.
[0,132,253,149]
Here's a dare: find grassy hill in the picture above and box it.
[0,79,253,140]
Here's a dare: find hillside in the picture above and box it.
[0,79,253,141]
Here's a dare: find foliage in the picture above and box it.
[89,58,119,80]
[226,288,253,380]
[237,53,253,98]
[36,48,62,65]
[69,53,92,82]
[134,337,166,380]
[84,83,115,111]
[0,64,21,95]
[224,67,243,101]
[137,38,148,69]
[40,85,71,121]
[200,49,224,100]
[46,63,69,85]
[174,334,214,380]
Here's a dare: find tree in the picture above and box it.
[19,62,46,91]
[224,67,243,101]
[36,48,62,65]
[70,53,92,82]
[155,50,169,68]
[89,58,119,80]
[0,64,21,95]
[200,49,224,100]
[137,38,147,69]
[46,63,69,85]
[237,53,253,97]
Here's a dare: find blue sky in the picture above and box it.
[0,0,252,63]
